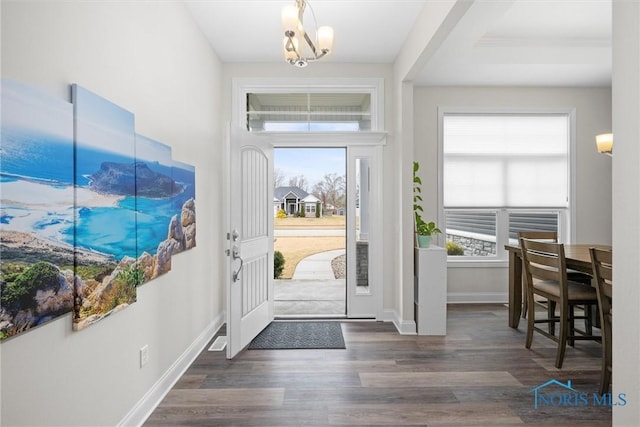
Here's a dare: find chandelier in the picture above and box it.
[281,0,334,67]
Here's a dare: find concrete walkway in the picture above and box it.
[275,249,346,316]
[292,249,345,279]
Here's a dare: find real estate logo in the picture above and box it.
[530,379,626,408]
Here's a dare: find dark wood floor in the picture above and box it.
[145,304,611,426]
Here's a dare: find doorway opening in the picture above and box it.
[273,147,346,317]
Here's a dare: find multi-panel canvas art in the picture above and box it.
[0,80,197,340]
[0,80,76,340]
[71,85,139,330]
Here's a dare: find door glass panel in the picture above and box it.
[355,157,370,294]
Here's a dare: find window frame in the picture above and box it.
[234,78,385,134]
[437,107,577,267]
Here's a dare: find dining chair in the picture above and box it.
[517,232,594,335]
[590,247,612,395]
[520,238,600,369]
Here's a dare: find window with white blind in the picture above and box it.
[442,113,571,261]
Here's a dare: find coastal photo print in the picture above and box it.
[0,79,76,341]
[133,135,196,284]
[71,84,139,331]
[170,160,196,252]
[1,81,197,340]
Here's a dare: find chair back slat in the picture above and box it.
[518,231,558,242]
[590,248,613,298]
[520,237,568,297]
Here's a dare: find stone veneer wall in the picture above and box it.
[446,233,496,256]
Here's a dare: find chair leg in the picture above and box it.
[548,301,556,335]
[600,319,612,395]
[568,305,575,347]
[600,367,611,396]
[584,304,594,335]
[525,291,535,349]
[555,306,569,369]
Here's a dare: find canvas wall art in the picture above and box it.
[0,80,197,340]
[71,84,139,330]
[131,135,196,283]
[0,80,76,340]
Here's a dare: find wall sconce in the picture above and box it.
[595,133,613,156]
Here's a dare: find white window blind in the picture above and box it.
[443,114,569,208]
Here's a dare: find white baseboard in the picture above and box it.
[447,292,507,304]
[382,309,417,335]
[118,311,226,427]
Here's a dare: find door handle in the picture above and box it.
[232,245,244,282]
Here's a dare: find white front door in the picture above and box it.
[227,126,274,358]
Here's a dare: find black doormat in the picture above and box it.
[248,321,345,350]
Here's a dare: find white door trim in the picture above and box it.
[232,77,386,132]
[229,78,386,321]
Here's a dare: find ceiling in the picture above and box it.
[185,0,612,87]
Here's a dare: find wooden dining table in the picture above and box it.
[505,243,612,329]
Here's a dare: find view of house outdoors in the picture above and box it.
[273,148,346,316]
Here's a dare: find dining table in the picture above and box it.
[505,243,612,329]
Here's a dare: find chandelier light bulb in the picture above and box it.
[281,5,298,33]
[317,26,334,53]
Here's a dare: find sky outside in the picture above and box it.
[274,147,345,188]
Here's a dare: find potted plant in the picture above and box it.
[413,161,441,248]
[416,220,441,248]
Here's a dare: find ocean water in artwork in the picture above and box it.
[2,104,194,261]
[70,143,196,259]
[1,79,76,340]
[3,81,196,263]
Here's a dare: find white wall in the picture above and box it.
[612,1,640,425]
[1,2,224,426]
[414,86,612,300]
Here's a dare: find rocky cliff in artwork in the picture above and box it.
[89,161,183,198]
[73,198,196,330]
[146,197,196,278]
[0,261,74,338]
[0,199,197,337]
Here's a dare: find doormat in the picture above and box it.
[248,321,345,350]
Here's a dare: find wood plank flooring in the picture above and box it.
[145,304,611,426]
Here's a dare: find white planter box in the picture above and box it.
[414,246,447,335]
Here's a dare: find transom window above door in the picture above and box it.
[246,93,372,132]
